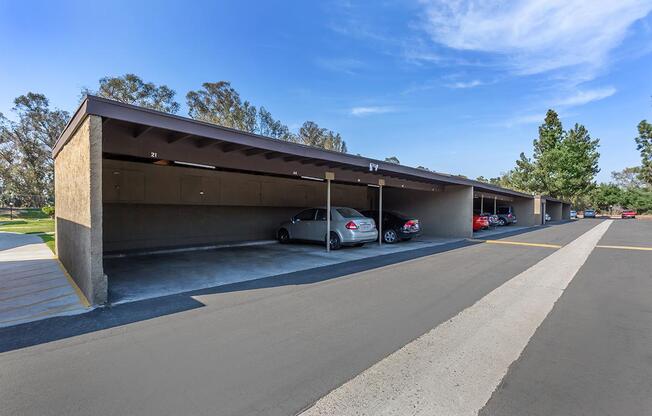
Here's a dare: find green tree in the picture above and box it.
[0,93,69,206]
[505,110,600,203]
[555,123,600,202]
[621,187,652,212]
[590,183,622,212]
[385,156,400,164]
[635,120,652,186]
[296,121,347,152]
[611,166,644,189]
[531,109,565,193]
[187,81,347,152]
[509,153,537,192]
[186,81,256,131]
[257,107,296,141]
[83,74,180,113]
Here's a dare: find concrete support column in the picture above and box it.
[511,196,541,227]
[54,115,106,305]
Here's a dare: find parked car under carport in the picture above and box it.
[360,210,421,244]
[278,207,378,249]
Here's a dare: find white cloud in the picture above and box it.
[446,79,483,89]
[350,106,396,116]
[553,87,616,107]
[419,0,652,76]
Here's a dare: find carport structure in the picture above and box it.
[472,186,543,227]
[543,196,572,222]
[54,96,551,305]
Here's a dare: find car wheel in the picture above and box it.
[383,229,399,244]
[328,232,342,250]
[498,218,506,226]
[277,228,290,243]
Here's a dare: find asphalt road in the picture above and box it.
[0,220,644,416]
[479,219,652,416]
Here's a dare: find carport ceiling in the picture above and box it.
[55,96,535,198]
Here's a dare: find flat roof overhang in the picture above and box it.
[54,96,540,198]
[542,196,568,204]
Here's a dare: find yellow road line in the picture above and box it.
[479,240,562,249]
[596,245,652,252]
[55,259,91,308]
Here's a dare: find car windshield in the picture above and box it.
[336,208,364,218]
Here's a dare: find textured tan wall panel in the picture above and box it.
[54,115,106,305]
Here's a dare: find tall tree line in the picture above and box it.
[86,75,347,152]
[589,108,652,213]
[0,94,69,206]
[1,74,348,206]
[479,109,601,206]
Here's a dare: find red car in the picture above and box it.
[621,210,636,219]
[473,214,489,231]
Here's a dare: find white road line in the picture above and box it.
[300,220,613,416]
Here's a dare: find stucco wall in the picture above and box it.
[54,115,105,304]
[382,185,473,238]
[511,197,540,227]
[548,201,563,221]
[102,160,372,252]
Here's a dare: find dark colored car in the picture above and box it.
[495,206,517,226]
[361,210,421,243]
[621,209,636,219]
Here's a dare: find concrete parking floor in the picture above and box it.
[105,237,460,304]
[0,232,88,328]
[473,225,533,238]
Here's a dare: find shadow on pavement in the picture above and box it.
[0,221,575,353]
[0,239,481,353]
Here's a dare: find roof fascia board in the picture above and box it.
[52,98,89,157]
[53,96,537,199]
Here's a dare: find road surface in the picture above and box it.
[0,219,649,416]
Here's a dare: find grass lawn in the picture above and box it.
[0,209,55,253]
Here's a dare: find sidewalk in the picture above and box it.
[0,232,89,328]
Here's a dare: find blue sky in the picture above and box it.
[2,0,652,182]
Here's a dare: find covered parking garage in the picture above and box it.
[53,96,556,305]
[472,187,543,227]
[543,196,572,222]
[54,97,478,305]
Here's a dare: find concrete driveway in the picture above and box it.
[0,232,88,328]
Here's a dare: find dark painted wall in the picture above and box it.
[102,160,372,252]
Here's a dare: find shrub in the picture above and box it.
[41,205,55,218]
